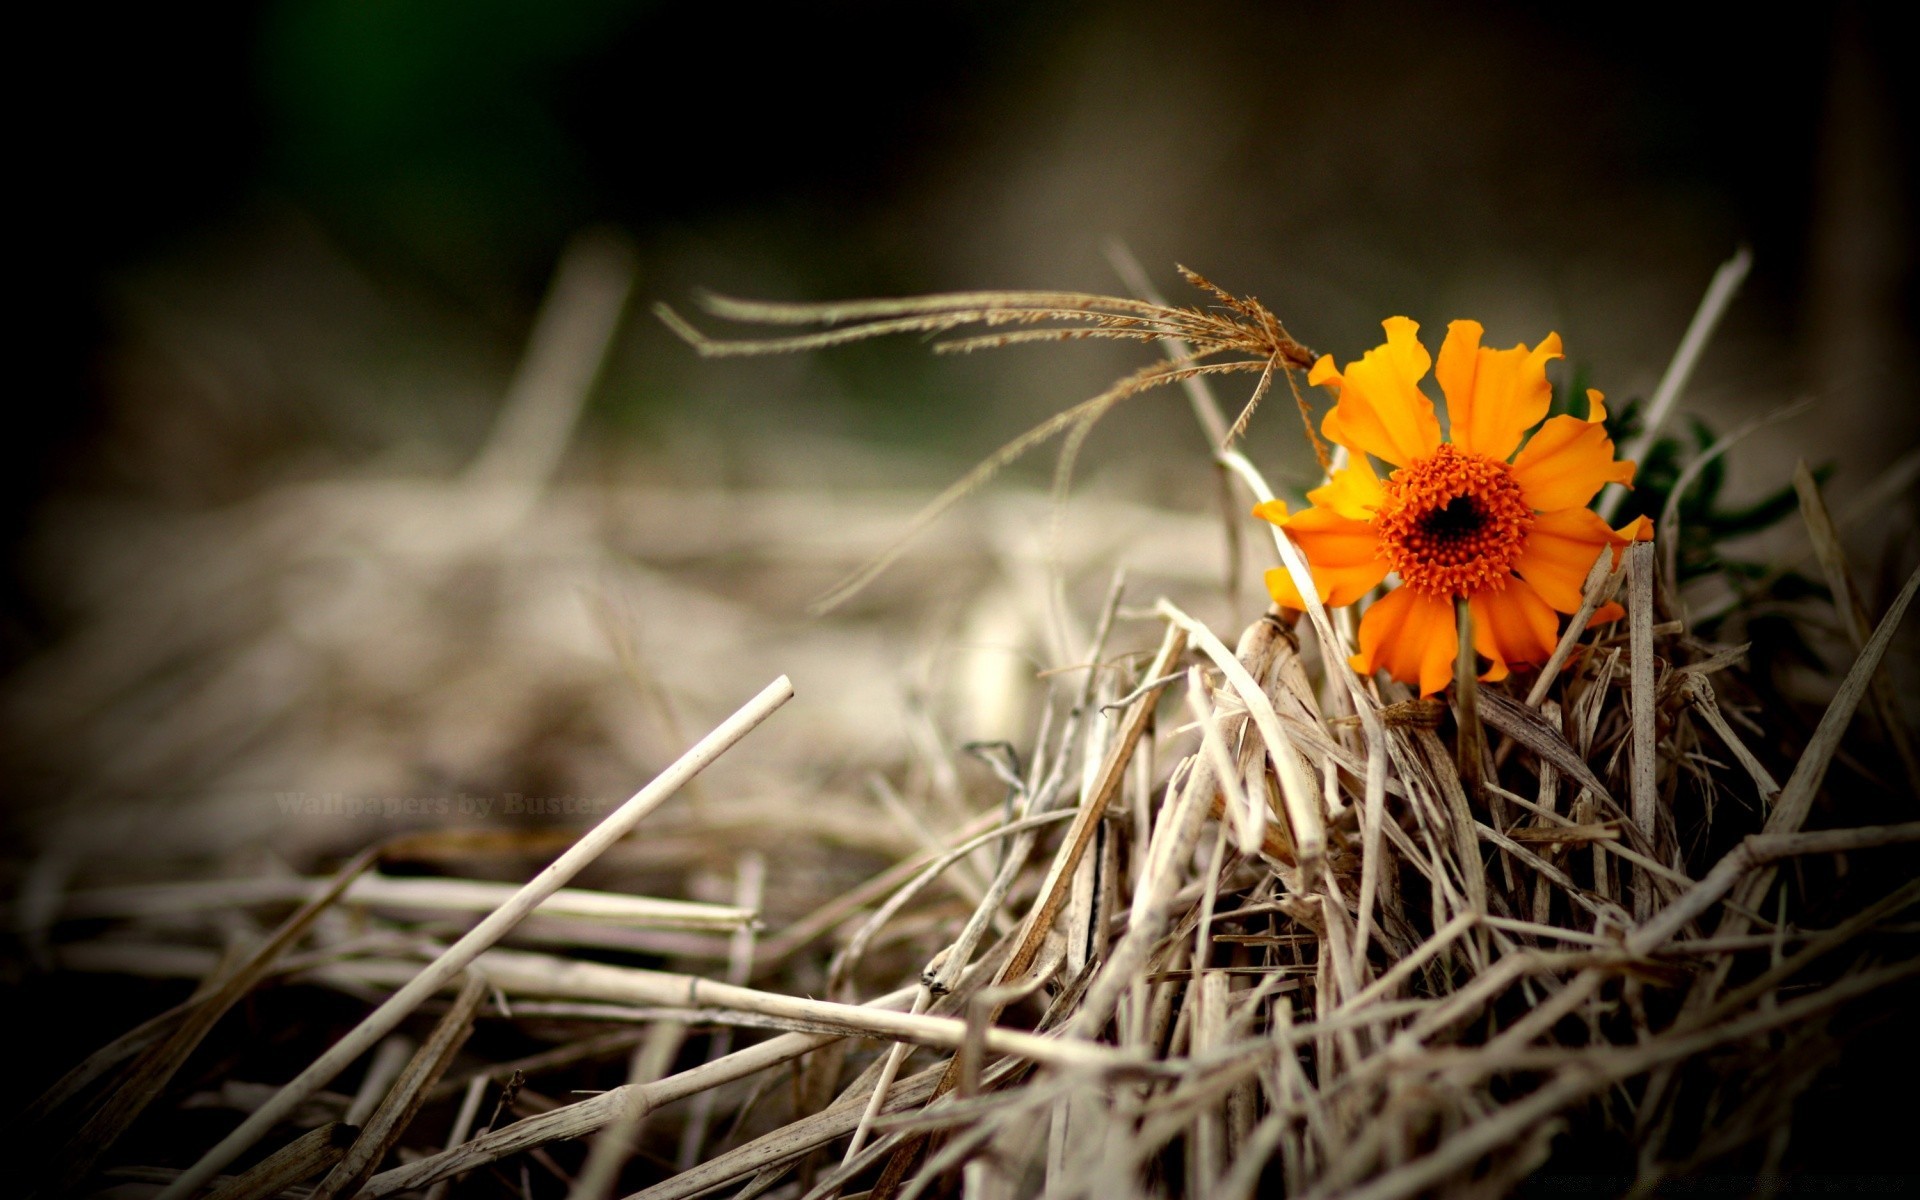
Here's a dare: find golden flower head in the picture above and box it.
[1257,317,1651,697]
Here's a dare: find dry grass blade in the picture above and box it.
[1525,548,1624,706]
[1452,599,1485,799]
[1329,959,1919,1200]
[342,1037,415,1128]
[627,1063,951,1200]
[1629,540,1660,922]
[308,971,489,1200]
[995,622,1188,994]
[26,248,1919,1200]
[25,1001,189,1134]
[421,1076,489,1200]
[1674,673,1780,806]
[801,359,1267,614]
[1601,245,1752,521]
[660,270,1312,613]
[1634,820,1920,958]
[1477,691,1612,804]
[325,951,1137,1087]
[201,1122,357,1200]
[41,845,380,1195]
[672,276,1314,370]
[1504,824,1619,845]
[52,875,759,933]
[464,229,634,489]
[1762,561,1918,839]
[1158,599,1321,871]
[154,676,794,1200]
[1793,459,1920,794]
[360,984,924,1196]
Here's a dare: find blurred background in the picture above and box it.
[8,0,1917,870]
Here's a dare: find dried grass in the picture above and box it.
[10,250,1919,1199]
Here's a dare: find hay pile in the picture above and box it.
[11,245,1920,1199]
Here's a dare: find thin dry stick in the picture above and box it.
[309,972,489,1200]
[421,1074,489,1200]
[569,1018,689,1200]
[844,988,933,1164]
[1187,670,1262,857]
[1630,821,1920,959]
[866,623,1187,1195]
[1453,599,1484,799]
[155,676,794,1200]
[675,850,766,1169]
[1746,559,1920,850]
[1329,959,1920,1200]
[1601,246,1752,521]
[1157,599,1323,871]
[1526,550,1623,707]
[54,875,758,932]
[1793,460,1920,794]
[46,845,381,1194]
[201,1122,356,1200]
[464,230,634,489]
[992,621,1188,993]
[660,273,1312,614]
[1628,541,1660,924]
[1676,674,1779,807]
[360,984,925,1197]
[377,946,1141,1070]
[341,1036,415,1128]
[627,1063,952,1200]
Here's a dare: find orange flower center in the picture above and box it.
[1374,444,1533,598]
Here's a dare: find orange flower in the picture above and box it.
[1257,317,1651,696]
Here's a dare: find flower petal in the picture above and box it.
[1318,317,1443,466]
[1616,513,1655,542]
[1251,498,1290,524]
[1513,506,1626,613]
[1350,585,1458,697]
[1510,388,1635,511]
[1259,505,1390,608]
[1435,320,1561,461]
[1470,578,1560,682]
[1587,601,1626,627]
[1306,455,1385,520]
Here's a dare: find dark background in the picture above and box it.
[18,0,1918,659]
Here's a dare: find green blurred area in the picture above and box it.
[259,0,635,289]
